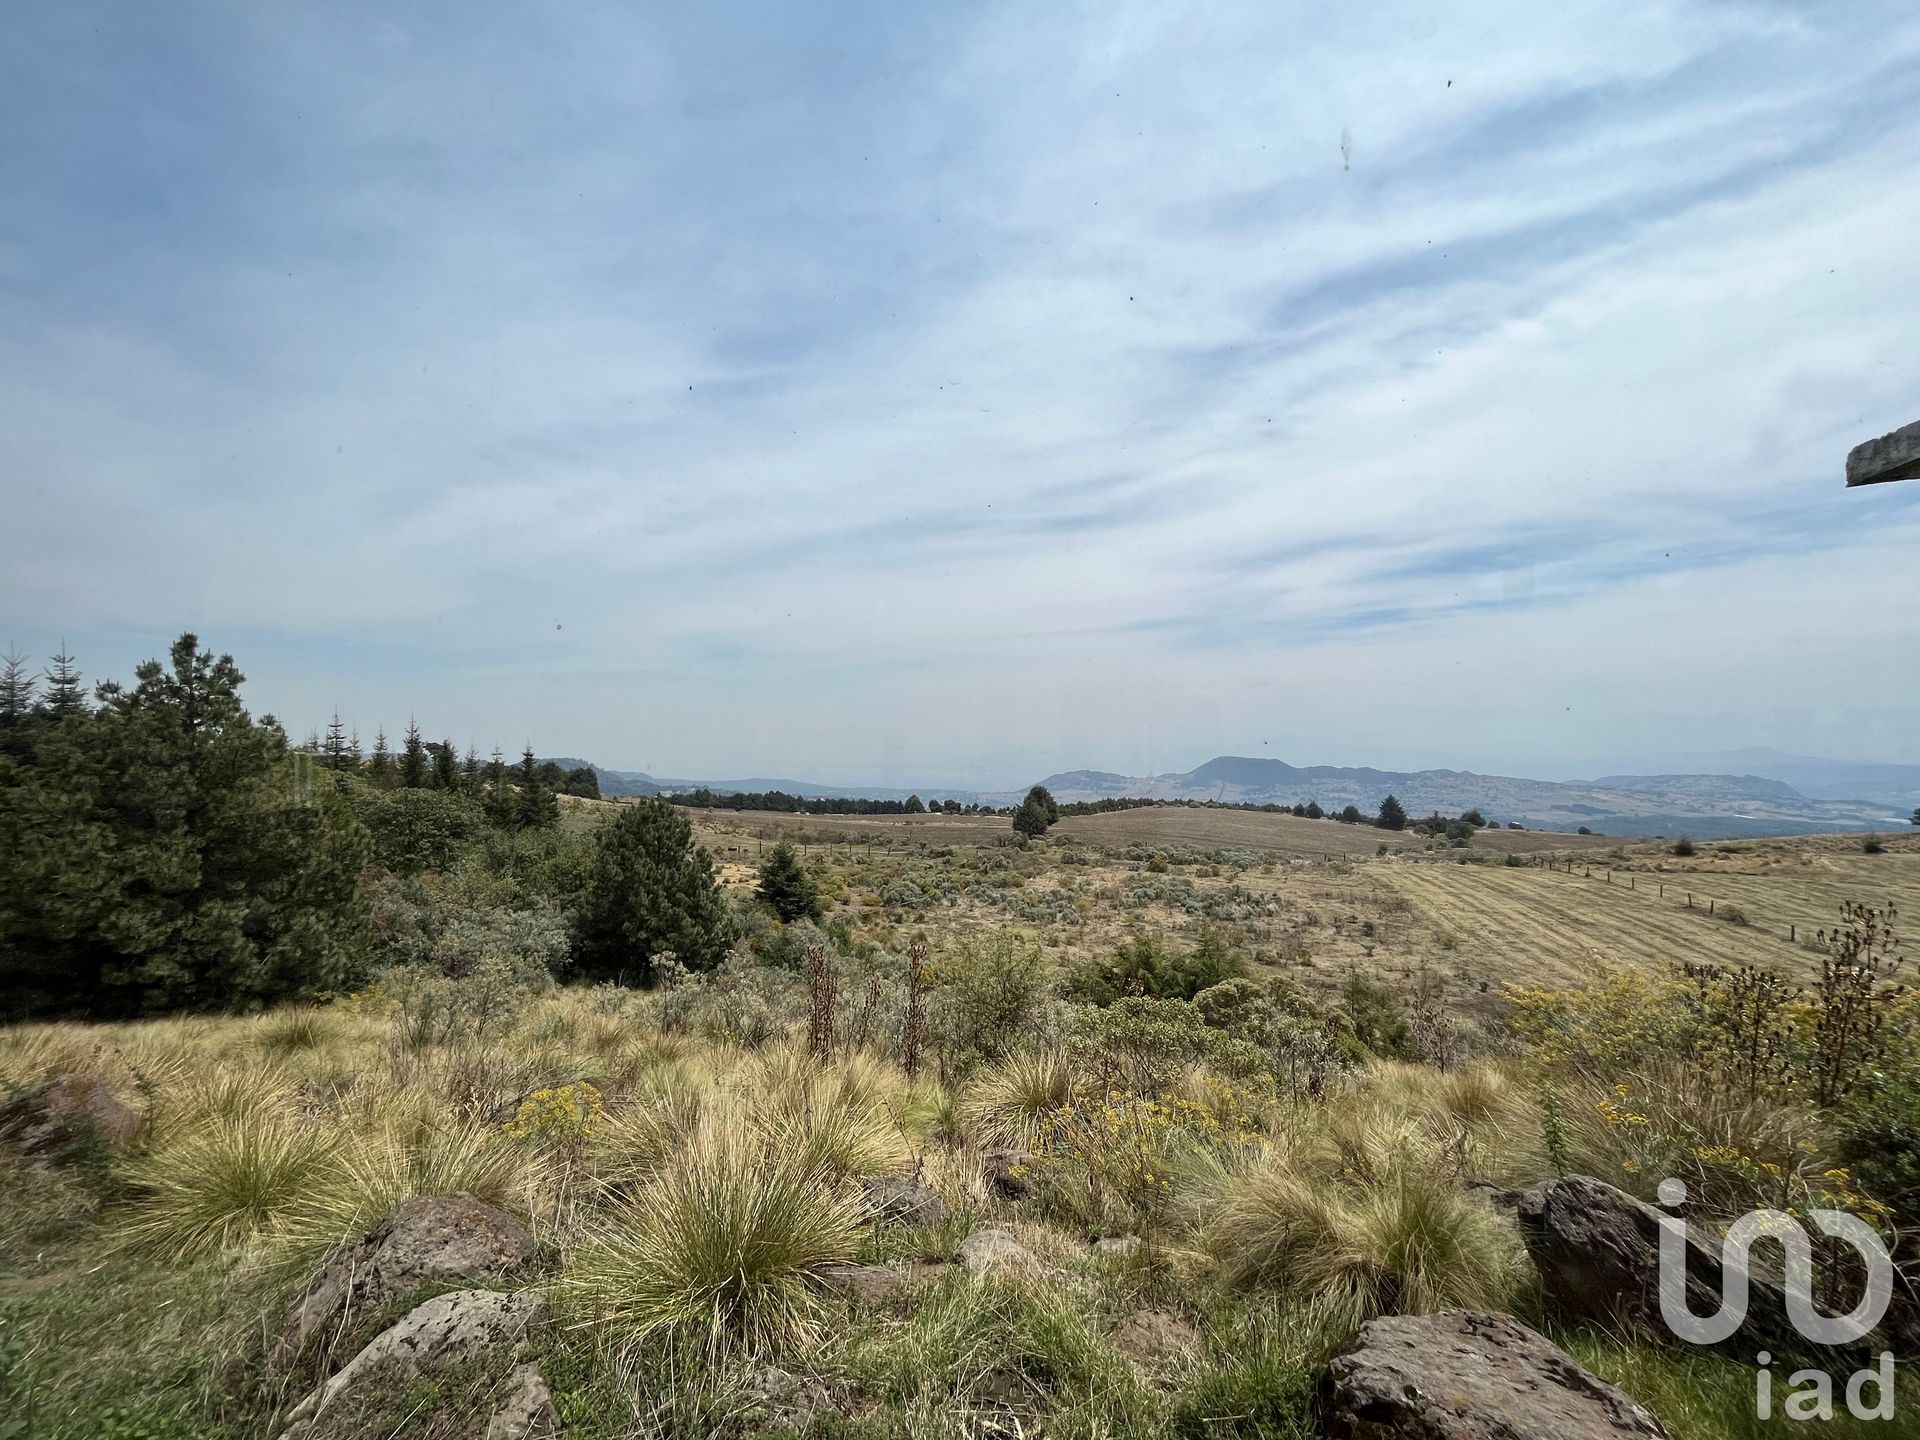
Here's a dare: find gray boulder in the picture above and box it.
[819,1262,912,1305]
[956,1227,1037,1275]
[0,1074,142,1165]
[1516,1174,1798,1357]
[861,1175,948,1226]
[487,1361,558,1440]
[983,1147,1035,1200]
[279,1192,537,1360]
[1322,1310,1669,1439]
[280,1288,546,1440]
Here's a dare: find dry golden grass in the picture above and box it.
[1382,849,1920,983]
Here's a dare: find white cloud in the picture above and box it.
[0,0,1915,784]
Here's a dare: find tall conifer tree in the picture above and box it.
[368,727,393,786]
[401,718,427,789]
[516,744,559,829]
[41,646,86,719]
[323,710,353,771]
[431,738,459,790]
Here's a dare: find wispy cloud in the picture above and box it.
[2,1,1917,785]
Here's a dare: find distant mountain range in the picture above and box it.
[547,750,1918,840]
[541,760,935,805]
[1021,756,1911,838]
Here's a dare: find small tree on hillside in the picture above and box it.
[1376,794,1408,831]
[572,798,736,983]
[757,840,821,922]
[40,646,86,720]
[516,745,560,829]
[0,649,35,757]
[368,727,393,786]
[1911,807,1919,828]
[904,794,926,814]
[1012,784,1057,839]
[1304,800,1325,820]
[432,738,459,790]
[401,718,427,789]
[322,710,353,771]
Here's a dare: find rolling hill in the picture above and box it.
[1025,755,1905,838]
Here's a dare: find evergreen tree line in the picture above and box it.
[659,785,1502,836]
[302,709,599,802]
[0,638,587,1020]
[666,787,952,816]
[0,638,372,1019]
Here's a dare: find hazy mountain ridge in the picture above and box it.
[559,751,1915,839]
[1025,755,1906,838]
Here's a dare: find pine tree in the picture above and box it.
[431,738,459,791]
[904,794,925,814]
[572,799,736,982]
[756,840,821,922]
[1012,787,1054,839]
[368,727,393,787]
[0,649,35,758]
[462,745,482,789]
[483,747,513,825]
[516,744,559,829]
[41,645,86,720]
[1,634,371,1017]
[323,710,353,771]
[401,718,427,789]
[1376,794,1408,831]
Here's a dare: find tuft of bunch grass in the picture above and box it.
[749,1051,914,1181]
[958,1050,1072,1150]
[1203,1153,1526,1332]
[563,1127,863,1359]
[272,1116,550,1270]
[119,1106,344,1259]
[252,1007,336,1057]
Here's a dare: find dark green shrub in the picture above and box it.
[570,800,735,984]
[755,841,821,922]
[1838,1064,1920,1226]
[1338,978,1411,1059]
[356,786,485,874]
[1068,927,1246,1006]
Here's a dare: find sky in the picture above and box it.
[2,1,1917,792]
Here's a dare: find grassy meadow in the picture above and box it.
[3,802,1917,1439]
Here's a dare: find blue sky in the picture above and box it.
[3,1,1917,789]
